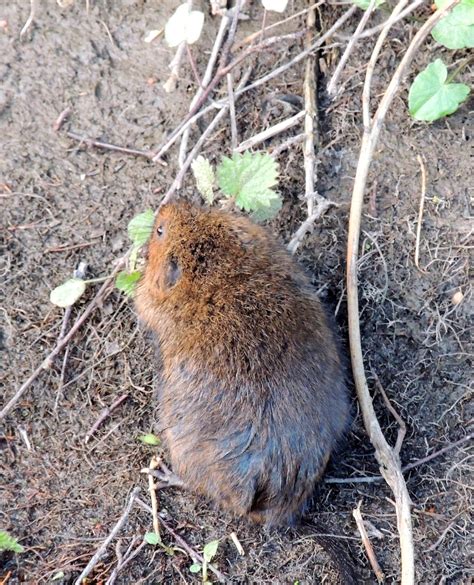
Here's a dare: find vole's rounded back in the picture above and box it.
[136,201,350,527]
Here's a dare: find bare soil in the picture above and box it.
[1,1,472,584]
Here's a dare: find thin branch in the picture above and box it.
[0,257,126,421]
[372,371,406,456]
[414,154,427,272]
[337,0,426,41]
[227,73,238,151]
[148,456,161,538]
[66,131,163,163]
[327,0,377,97]
[179,14,231,167]
[163,41,187,94]
[303,0,319,216]
[73,487,141,585]
[236,111,304,152]
[84,394,129,444]
[287,197,339,254]
[20,0,37,38]
[346,1,461,582]
[353,501,385,583]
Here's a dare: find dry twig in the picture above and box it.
[73,487,141,585]
[415,154,427,272]
[346,1,461,582]
[287,197,339,254]
[353,501,385,583]
[303,0,319,216]
[236,111,304,152]
[84,394,129,444]
[20,0,37,38]
[148,456,162,538]
[327,0,377,97]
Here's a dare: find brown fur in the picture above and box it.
[135,202,351,527]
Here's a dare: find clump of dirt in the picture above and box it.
[1,2,472,584]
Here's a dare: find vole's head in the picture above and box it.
[135,202,270,324]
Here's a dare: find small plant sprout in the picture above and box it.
[0,530,24,553]
[144,531,161,545]
[431,0,474,49]
[189,539,219,583]
[50,263,102,309]
[408,59,470,122]
[261,0,289,12]
[138,433,161,446]
[192,156,216,204]
[165,3,205,48]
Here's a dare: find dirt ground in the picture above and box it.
[1,1,472,584]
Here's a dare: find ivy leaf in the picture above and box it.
[203,540,219,563]
[115,271,142,297]
[138,433,161,446]
[165,3,205,47]
[191,156,216,203]
[432,0,474,49]
[0,530,24,553]
[217,152,281,221]
[408,59,470,121]
[50,278,86,308]
[351,0,385,9]
[189,563,202,573]
[128,209,155,248]
[145,532,162,545]
[261,0,289,12]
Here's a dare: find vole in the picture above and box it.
[135,201,354,581]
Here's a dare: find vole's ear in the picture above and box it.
[164,257,182,289]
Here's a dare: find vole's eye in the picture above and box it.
[156,224,164,238]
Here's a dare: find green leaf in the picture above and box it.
[115,271,142,297]
[50,278,87,308]
[216,152,281,220]
[352,0,384,10]
[191,156,216,204]
[0,530,24,553]
[408,59,470,122]
[250,190,283,222]
[432,0,474,49]
[189,563,202,573]
[138,433,161,446]
[145,532,162,545]
[128,209,155,247]
[203,539,219,562]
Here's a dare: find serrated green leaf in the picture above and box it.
[189,563,202,573]
[191,156,216,204]
[250,190,283,222]
[115,271,142,297]
[432,0,474,49]
[128,209,155,247]
[352,0,384,10]
[408,59,470,121]
[0,530,24,553]
[216,152,281,218]
[145,532,162,545]
[203,539,219,562]
[138,433,161,446]
[50,278,87,308]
